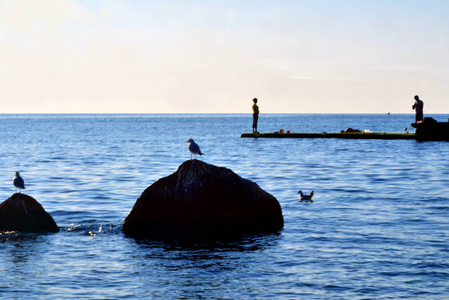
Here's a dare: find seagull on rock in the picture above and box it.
[186,139,205,159]
[13,171,26,193]
[298,190,314,203]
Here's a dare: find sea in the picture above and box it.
[0,113,448,299]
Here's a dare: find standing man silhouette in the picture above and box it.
[252,98,259,133]
[412,95,424,123]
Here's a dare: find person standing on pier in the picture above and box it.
[252,98,259,133]
[412,95,424,123]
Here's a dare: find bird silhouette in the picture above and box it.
[13,171,26,193]
[297,190,314,203]
[186,139,205,159]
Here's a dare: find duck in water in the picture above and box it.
[297,190,314,203]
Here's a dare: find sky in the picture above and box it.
[1,0,448,114]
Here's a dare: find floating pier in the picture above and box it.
[242,120,449,141]
[241,132,415,140]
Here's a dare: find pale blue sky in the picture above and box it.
[1,0,448,113]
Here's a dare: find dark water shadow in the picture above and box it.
[128,230,283,251]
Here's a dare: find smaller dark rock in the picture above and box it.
[0,193,59,233]
[412,120,449,141]
[341,128,361,133]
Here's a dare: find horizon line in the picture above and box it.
[0,112,442,115]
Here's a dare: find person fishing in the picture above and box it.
[412,95,424,123]
[252,98,259,133]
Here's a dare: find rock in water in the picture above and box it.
[123,160,284,238]
[0,193,59,233]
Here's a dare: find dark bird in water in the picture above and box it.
[186,139,205,159]
[13,171,26,193]
[297,190,314,203]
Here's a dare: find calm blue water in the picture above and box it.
[1,114,448,299]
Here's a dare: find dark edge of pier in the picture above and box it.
[241,132,415,140]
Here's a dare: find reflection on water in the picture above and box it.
[127,233,282,299]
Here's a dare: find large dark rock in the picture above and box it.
[123,160,283,238]
[0,193,59,233]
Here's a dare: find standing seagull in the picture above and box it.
[297,190,314,203]
[186,139,205,159]
[13,172,26,193]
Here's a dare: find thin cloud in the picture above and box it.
[289,76,369,83]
